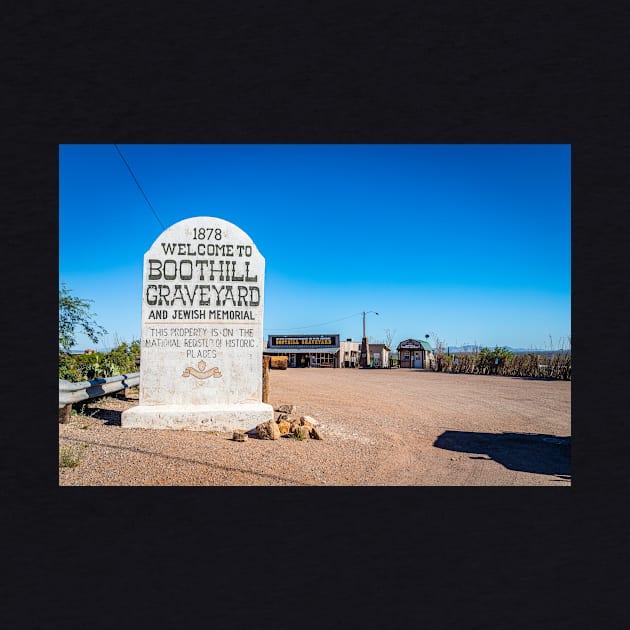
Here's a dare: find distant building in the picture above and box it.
[368,344,390,368]
[397,338,434,368]
[264,334,361,368]
[340,338,361,368]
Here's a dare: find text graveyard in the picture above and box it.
[145,253,260,320]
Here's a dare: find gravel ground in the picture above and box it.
[59,368,571,486]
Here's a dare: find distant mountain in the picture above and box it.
[506,347,571,355]
[445,345,570,355]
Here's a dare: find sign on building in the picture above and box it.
[121,216,274,431]
[269,335,339,347]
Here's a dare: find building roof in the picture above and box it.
[369,344,390,352]
[397,338,433,352]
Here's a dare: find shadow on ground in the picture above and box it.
[86,407,122,426]
[434,430,571,478]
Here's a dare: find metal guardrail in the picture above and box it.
[59,373,140,408]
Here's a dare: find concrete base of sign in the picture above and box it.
[121,402,274,433]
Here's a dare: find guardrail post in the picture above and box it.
[59,404,72,424]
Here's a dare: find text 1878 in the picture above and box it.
[193,227,222,240]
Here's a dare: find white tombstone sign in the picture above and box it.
[121,216,274,431]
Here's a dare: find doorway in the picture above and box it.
[413,351,423,368]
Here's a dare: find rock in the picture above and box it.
[301,415,318,426]
[294,425,310,440]
[276,412,290,421]
[233,431,248,442]
[289,420,302,434]
[277,404,296,414]
[310,426,323,440]
[300,419,313,429]
[277,420,291,435]
[256,419,281,440]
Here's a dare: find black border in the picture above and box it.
[5,1,628,628]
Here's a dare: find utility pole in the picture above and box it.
[360,310,379,368]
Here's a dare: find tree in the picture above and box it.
[59,284,108,352]
[433,336,447,354]
[384,328,396,349]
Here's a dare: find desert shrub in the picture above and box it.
[474,346,514,374]
[432,346,570,380]
[548,352,571,379]
[506,353,540,377]
[58,340,140,381]
[59,444,87,468]
[59,353,84,381]
[104,340,140,375]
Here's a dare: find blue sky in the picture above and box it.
[59,144,571,352]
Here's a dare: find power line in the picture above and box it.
[113,144,165,230]
[267,312,363,332]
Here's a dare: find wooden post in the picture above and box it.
[262,355,271,403]
[58,404,72,424]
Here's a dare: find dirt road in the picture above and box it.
[59,368,570,486]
